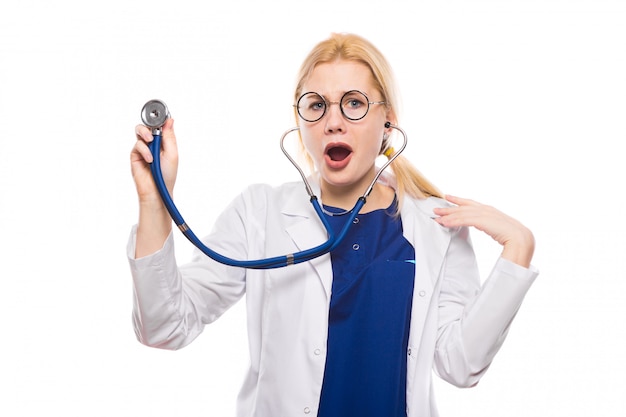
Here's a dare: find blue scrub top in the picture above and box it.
[318,197,415,417]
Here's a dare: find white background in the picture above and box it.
[1,0,625,416]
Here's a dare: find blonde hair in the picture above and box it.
[294,33,442,204]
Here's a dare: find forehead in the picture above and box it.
[302,60,377,97]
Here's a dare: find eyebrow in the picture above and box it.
[310,89,373,100]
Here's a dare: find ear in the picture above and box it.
[385,108,398,133]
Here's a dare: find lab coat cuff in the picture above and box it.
[494,257,539,283]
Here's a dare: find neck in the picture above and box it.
[320,175,394,214]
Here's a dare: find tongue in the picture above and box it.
[328,147,351,161]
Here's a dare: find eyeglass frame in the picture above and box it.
[294,89,386,122]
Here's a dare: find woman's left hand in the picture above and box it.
[433,195,535,268]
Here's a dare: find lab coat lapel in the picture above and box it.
[401,197,452,341]
[401,195,454,402]
[281,177,333,299]
[402,197,452,285]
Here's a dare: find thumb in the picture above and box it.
[161,117,177,152]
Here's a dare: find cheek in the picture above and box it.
[300,126,322,149]
[363,131,385,156]
[367,114,388,152]
[299,129,323,161]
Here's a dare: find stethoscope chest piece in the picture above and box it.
[141,99,170,133]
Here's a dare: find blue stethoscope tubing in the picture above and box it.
[144,102,407,269]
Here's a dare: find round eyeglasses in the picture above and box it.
[295,90,386,122]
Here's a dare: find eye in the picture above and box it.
[309,101,325,112]
[345,99,363,108]
[299,93,326,113]
[342,93,366,109]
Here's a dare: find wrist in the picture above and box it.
[138,188,171,207]
[501,229,535,268]
[136,202,173,258]
[138,192,172,225]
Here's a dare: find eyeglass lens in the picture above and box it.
[297,90,372,122]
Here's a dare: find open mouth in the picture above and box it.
[326,145,352,162]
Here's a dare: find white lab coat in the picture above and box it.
[128,174,538,417]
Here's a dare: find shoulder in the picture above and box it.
[378,172,451,219]
[401,195,467,240]
[403,195,453,219]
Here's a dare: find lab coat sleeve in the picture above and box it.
[127,196,248,350]
[434,226,538,387]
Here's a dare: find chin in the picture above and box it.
[320,170,368,189]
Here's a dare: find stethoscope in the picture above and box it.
[141,99,408,269]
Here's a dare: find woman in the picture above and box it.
[129,33,538,417]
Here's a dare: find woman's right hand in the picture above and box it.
[131,118,178,258]
[131,118,178,203]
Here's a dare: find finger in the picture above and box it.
[435,204,485,226]
[160,118,177,154]
[444,194,479,206]
[135,124,153,143]
[432,206,455,216]
[433,214,465,228]
[132,139,154,164]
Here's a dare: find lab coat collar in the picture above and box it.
[279,171,453,301]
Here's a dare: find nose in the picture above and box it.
[324,101,345,134]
